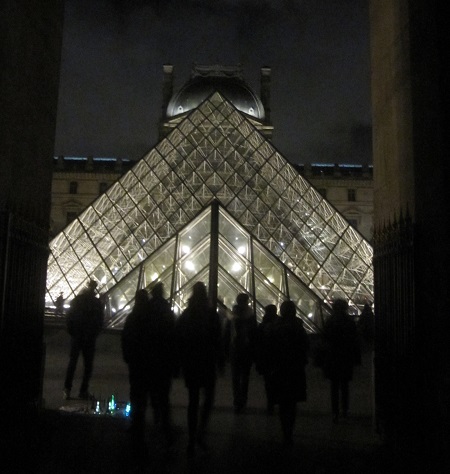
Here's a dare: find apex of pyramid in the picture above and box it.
[160,64,273,140]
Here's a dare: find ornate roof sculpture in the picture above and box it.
[46,76,373,331]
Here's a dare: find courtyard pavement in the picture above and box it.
[4,324,398,473]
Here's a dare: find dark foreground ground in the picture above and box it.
[2,325,403,473]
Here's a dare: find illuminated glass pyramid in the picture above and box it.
[46,92,373,330]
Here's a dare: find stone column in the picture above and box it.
[0,1,64,414]
[370,1,449,470]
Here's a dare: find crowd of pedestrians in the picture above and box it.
[63,279,367,459]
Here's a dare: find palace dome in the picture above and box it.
[166,65,265,120]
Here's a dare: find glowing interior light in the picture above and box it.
[268,276,274,283]
[308,312,314,319]
[238,246,246,254]
[232,262,241,272]
[185,260,195,271]
[182,245,190,255]
[151,273,158,281]
[101,276,107,284]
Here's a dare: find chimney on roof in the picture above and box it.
[260,67,271,123]
[161,64,174,120]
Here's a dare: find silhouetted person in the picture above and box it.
[255,304,278,414]
[322,299,361,423]
[55,292,65,317]
[267,300,309,446]
[121,284,176,451]
[225,293,258,413]
[358,302,375,350]
[64,279,104,400]
[176,282,224,457]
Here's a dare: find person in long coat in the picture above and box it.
[176,282,225,457]
[224,293,258,413]
[121,284,176,448]
[267,300,309,446]
[322,298,361,423]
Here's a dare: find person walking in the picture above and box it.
[268,300,309,446]
[322,298,361,423]
[225,293,258,414]
[55,292,65,317]
[176,282,224,457]
[63,279,104,400]
[121,284,176,451]
[255,304,278,415]
[358,302,375,350]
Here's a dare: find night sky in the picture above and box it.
[54,0,372,166]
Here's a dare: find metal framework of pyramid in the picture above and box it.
[46,92,373,331]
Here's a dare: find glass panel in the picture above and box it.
[71,232,94,260]
[104,248,131,281]
[247,197,269,221]
[131,159,151,182]
[63,220,85,246]
[287,271,324,328]
[50,233,70,259]
[92,193,114,216]
[318,225,340,250]
[219,208,250,259]
[142,239,176,288]
[78,207,99,230]
[120,170,139,191]
[175,238,211,292]
[253,271,285,316]
[253,241,285,292]
[218,240,252,290]
[46,264,67,297]
[87,218,110,246]
[178,208,211,259]
[217,267,248,315]
[108,270,140,317]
